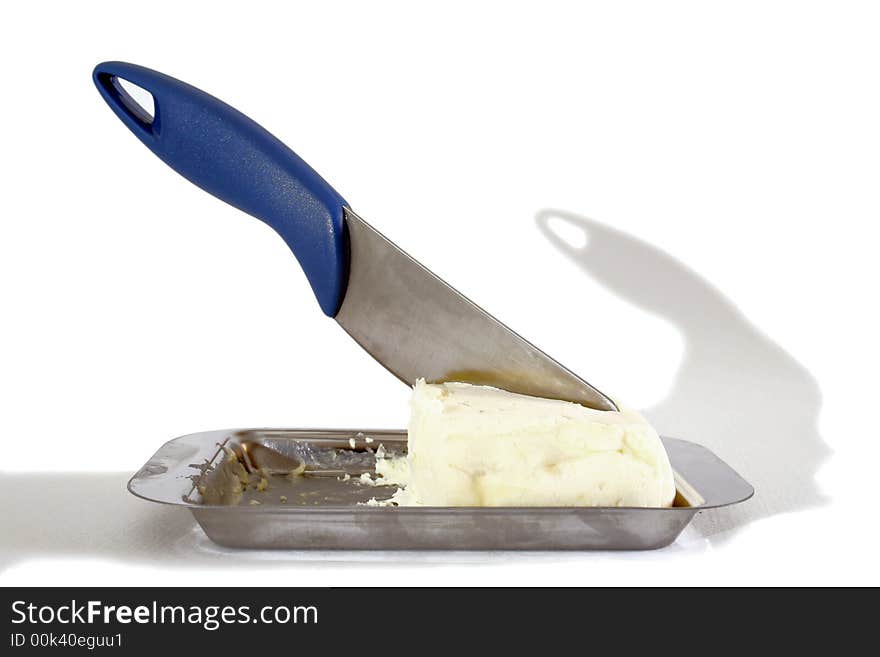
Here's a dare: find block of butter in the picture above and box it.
[378,379,675,507]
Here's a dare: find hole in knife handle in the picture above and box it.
[111,76,155,125]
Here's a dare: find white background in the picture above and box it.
[2,1,878,586]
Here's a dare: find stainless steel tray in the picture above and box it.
[129,429,753,550]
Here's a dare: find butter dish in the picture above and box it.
[129,429,752,550]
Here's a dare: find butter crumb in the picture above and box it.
[286,462,306,480]
[363,496,396,507]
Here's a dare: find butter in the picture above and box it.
[383,380,675,507]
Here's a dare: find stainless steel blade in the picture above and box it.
[334,209,618,411]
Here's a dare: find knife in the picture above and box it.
[93,62,617,411]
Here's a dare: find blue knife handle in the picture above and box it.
[93,61,349,316]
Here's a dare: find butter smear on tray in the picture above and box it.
[373,379,675,508]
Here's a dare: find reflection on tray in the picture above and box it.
[187,431,407,507]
